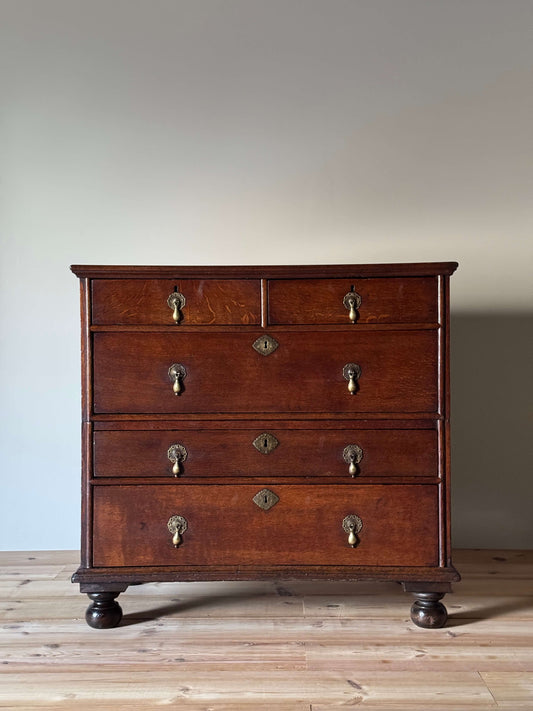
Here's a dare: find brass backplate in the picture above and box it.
[167,444,188,464]
[343,444,363,465]
[342,514,363,535]
[167,291,186,310]
[252,433,279,454]
[343,291,362,310]
[253,488,279,511]
[252,334,279,356]
[167,514,188,535]
[343,362,362,381]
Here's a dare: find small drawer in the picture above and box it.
[92,484,439,567]
[92,330,438,415]
[93,426,438,479]
[268,277,438,325]
[91,279,261,325]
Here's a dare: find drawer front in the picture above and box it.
[93,330,438,414]
[93,427,437,479]
[92,279,261,325]
[268,277,437,325]
[92,484,439,567]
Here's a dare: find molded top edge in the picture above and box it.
[71,262,458,279]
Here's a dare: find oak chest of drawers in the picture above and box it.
[71,263,459,628]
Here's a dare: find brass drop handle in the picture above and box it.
[167,444,188,477]
[343,363,361,395]
[168,364,187,395]
[343,444,363,477]
[343,292,362,323]
[167,291,186,324]
[167,515,188,547]
[342,514,363,547]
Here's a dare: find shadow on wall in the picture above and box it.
[451,313,533,549]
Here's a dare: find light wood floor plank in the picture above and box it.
[481,671,533,708]
[0,671,497,707]
[1,550,532,709]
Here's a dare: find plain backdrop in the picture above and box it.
[1,0,532,550]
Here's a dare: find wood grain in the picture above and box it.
[92,330,438,415]
[92,426,438,479]
[91,484,439,568]
[92,278,261,326]
[1,549,531,709]
[268,276,438,324]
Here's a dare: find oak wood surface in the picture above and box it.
[92,330,438,415]
[1,549,531,709]
[71,262,459,279]
[92,278,261,326]
[91,484,439,568]
[268,276,437,324]
[92,426,438,479]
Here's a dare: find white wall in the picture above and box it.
[1,0,532,550]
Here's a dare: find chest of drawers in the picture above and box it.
[71,263,459,628]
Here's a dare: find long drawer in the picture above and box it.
[92,484,440,568]
[93,426,438,479]
[92,330,438,414]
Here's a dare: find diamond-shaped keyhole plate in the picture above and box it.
[252,334,279,356]
[252,433,279,455]
[253,489,279,511]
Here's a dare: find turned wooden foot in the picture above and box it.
[410,592,448,628]
[85,592,123,629]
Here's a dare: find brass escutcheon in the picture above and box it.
[253,488,279,511]
[252,334,279,356]
[252,433,279,454]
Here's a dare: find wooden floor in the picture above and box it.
[1,550,532,709]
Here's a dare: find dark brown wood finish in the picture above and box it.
[71,262,459,629]
[92,330,438,414]
[92,278,261,325]
[268,276,437,324]
[93,427,438,479]
[92,484,439,568]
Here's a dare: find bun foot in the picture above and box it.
[85,592,123,629]
[410,592,448,628]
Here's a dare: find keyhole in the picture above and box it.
[174,285,178,292]
[263,438,268,450]
[264,494,268,505]
[264,340,268,350]
[350,284,355,292]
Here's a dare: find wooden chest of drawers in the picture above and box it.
[71,263,459,628]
